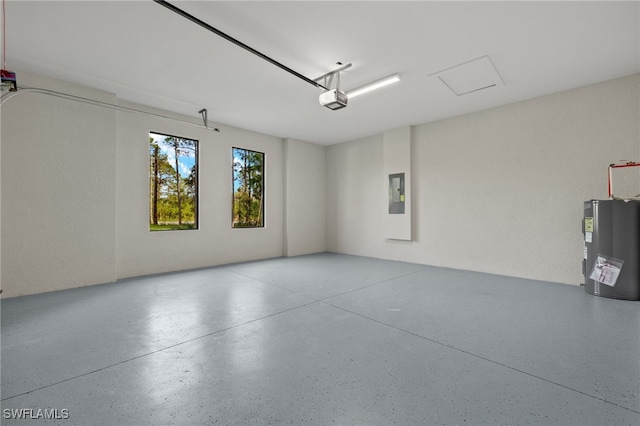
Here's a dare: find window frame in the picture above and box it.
[232,147,265,229]
[149,131,199,232]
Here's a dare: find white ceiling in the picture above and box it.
[4,1,639,145]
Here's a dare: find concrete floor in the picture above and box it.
[1,252,639,425]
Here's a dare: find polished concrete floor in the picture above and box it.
[1,252,639,425]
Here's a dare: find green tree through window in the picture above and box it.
[149,132,198,231]
[233,147,264,228]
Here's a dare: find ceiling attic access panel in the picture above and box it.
[430,55,505,96]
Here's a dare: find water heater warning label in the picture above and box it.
[584,217,594,233]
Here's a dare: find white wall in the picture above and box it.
[284,138,326,256]
[327,74,640,285]
[382,126,412,240]
[1,71,117,296]
[116,103,285,279]
[327,134,387,256]
[2,72,637,296]
[1,71,293,297]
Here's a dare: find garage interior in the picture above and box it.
[1,1,639,425]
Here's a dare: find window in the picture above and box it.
[149,132,198,231]
[232,147,264,228]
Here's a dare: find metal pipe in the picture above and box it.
[153,0,328,91]
[313,63,352,82]
[608,161,640,199]
[1,86,220,132]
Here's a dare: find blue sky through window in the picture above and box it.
[150,132,196,178]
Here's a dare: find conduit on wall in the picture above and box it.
[0,86,221,132]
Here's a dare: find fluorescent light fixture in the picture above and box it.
[346,73,401,99]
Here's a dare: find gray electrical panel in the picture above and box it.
[388,173,405,214]
[583,199,640,300]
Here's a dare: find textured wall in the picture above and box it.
[327,134,386,257]
[382,126,412,240]
[284,138,326,256]
[1,72,287,297]
[2,72,637,296]
[327,74,640,285]
[115,103,285,280]
[1,72,117,296]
